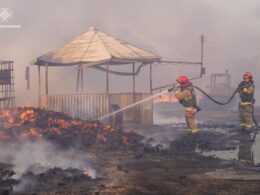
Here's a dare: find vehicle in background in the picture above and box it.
[198,70,237,111]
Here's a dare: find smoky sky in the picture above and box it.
[0,0,260,106]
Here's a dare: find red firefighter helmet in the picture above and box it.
[176,75,189,85]
[243,72,253,80]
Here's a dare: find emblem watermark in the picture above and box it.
[0,8,21,29]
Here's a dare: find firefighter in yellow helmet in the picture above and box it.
[238,72,255,131]
[174,75,199,134]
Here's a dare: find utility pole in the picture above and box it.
[200,35,206,77]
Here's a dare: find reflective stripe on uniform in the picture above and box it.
[185,107,196,112]
[240,123,252,128]
[239,102,252,106]
[240,123,246,127]
[187,128,199,134]
[245,124,252,128]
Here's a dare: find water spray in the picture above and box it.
[98,89,171,121]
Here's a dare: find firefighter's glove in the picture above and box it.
[174,88,180,96]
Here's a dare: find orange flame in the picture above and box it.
[153,94,178,104]
[0,108,125,144]
[48,118,71,129]
[102,124,116,132]
[19,109,38,122]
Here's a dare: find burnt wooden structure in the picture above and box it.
[40,93,153,124]
[32,27,160,124]
[0,60,15,108]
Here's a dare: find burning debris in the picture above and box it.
[0,107,142,149]
[0,107,145,194]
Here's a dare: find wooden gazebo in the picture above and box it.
[31,27,161,124]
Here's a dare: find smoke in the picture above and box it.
[0,139,96,179]
[0,0,260,105]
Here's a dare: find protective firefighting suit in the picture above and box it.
[174,83,198,134]
[238,81,255,130]
[237,80,255,165]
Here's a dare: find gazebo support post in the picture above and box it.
[106,64,111,123]
[81,67,84,93]
[106,65,109,94]
[38,65,41,106]
[150,63,153,124]
[45,63,48,95]
[150,63,153,93]
[76,67,80,93]
[133,63,135,94]
[132,63,137,122]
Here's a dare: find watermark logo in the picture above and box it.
[0,8,12,22]
[0,8,21,29]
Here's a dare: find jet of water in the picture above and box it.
[98,90,170,120]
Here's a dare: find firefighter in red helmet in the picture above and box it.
[237,72,255,165]
[238,72,255,130]
[174,75,199,134]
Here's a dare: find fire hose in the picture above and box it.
[193,85,239,105]
[99,84,258,129]
[192,85,259,129]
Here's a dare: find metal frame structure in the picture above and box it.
[0,60,15,108]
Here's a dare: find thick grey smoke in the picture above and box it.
[0,0,260,105]
[0,139,96,179]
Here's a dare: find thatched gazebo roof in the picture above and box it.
[32,27,160,67]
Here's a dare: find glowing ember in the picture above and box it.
[50,127,62,135]
[102,124,116,132]
[19,109,38,122]
[28,128,42,137]
[96,134,107,142]
[0,107,139,148]
[48,118,71,129]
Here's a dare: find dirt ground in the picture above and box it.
[1,108,260,195]
[86,129,260,195]
[88,147,260,195]
[86,109,260,195]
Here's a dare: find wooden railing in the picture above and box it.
[40,93,153,125]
